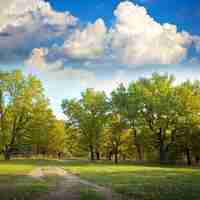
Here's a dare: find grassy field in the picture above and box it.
[0,159,64,200]
[64,160,200,200]
[0,159,200,200]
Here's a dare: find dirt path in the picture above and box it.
[28,167,116,200]
[28,167,44,180]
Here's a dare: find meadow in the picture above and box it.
[0,159,200,200]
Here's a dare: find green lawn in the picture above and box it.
[64,160,200,200]
[0,159,64,200]
[0,159,200,200]
[80,188,105,200]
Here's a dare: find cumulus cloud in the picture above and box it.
[25,48,64,73]
[0,0,77,30]
[110,1,192,65]
[2,0,200,67]
[26,54,97,90]
[25,48,48,71]
[25,47,130,93]
[0,0,77,63]
[37,1,197,67]
[63,18,107,59]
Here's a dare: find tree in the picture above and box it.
[106,112,129,164]
[47,120,66,158]
[62,89,108,161]
[134,74,180,163]
[64,122,83,157]
[109,89,130,163]
[175,81,200,165]
[112,83,145,160]
[0,70,50,160]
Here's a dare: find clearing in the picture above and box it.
[0,159,200,200]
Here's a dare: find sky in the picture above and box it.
[0,0,200,119]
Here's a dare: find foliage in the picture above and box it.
[0,70,66,160]
[63,73,200,165]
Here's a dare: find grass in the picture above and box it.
[0,158,69,174]
[80,188,105,200]
[0,159,65,200]
[64,160,200,200]
[0,175,60,200]
[0,158,200,200]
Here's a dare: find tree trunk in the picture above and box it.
[89,145,95,161]
[158,128,167,163]
[136,144,142,161]
[114,147,118,164]
[95,150,100,160]
[122,154,126,161]
[3,145,11,160]
[114,153,118,164]
[108,151,112,161]
[133,127,142,161]
[186,147,191,166]
[160,144,167,163]
[195,156,199,164]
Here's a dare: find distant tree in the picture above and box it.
[62,89,108,161]
[107,113,130,164]
[60,74,200,165]
[64,122,83,157]
[47,120,66,158]
[109,89,130,163]
[175,81,200,165]
[112,83,146,160]
[134,74,180,163]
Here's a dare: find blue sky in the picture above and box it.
[0,0,200,119]
[47,0,200,34]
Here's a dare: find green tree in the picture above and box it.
[175,81,200,165]
[47,120,66,158]
[62,89,108,160]
[135,74,180,163]
[0,70,49,160]
[112,83,145,160]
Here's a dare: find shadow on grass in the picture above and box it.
[63,160,200,200]
[0,174,61,200]
[0,159,200,200]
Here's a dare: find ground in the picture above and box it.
[0,158,200,200]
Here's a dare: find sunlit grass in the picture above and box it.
[0,158,200,200]
[64,161,200,200]
[0,158,64,200]
[0,160,35,175]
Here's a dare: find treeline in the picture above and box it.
[1,70,200,165]
[62,73,200,165]
[0,70,66,160]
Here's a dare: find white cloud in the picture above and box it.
[25,48,64,73]
[63,18,107,59]
[25,47,130,94]
[0,0,77,30]
[2,0,199,67]
[0,0,77,63]
[25,47,96,87]
[110,1,192,65]
[25,48,48,71]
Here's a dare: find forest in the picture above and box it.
[1,70,200,166]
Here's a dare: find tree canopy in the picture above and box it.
[1,70,200,165]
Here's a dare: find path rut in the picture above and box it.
[29,167,117,200]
